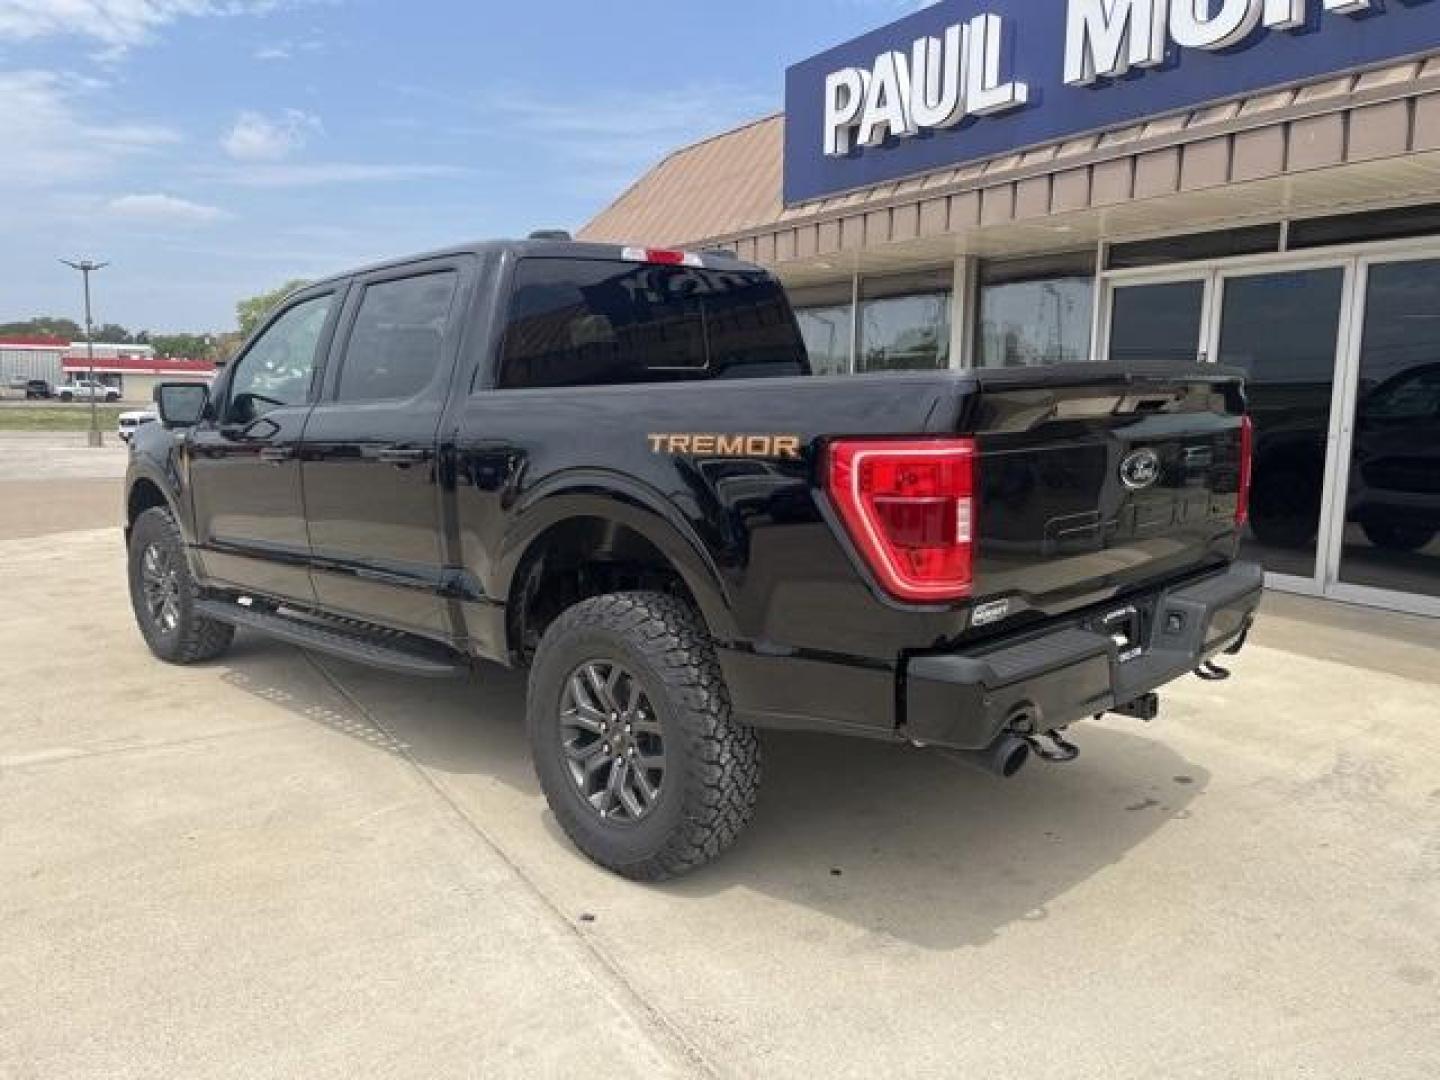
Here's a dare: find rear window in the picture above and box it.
[497,258,809,389]
[336,271,458,403]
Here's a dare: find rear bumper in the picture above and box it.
[904,561,1263,750]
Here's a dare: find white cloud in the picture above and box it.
[214,161,470,188]
[452,82,778,198]
[221,109,322,162]
[0,0,285,49]
[0,70,180,186]
[254,35,323,61]
[106,193,230,224]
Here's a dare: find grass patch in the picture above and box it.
[0,406,130,431]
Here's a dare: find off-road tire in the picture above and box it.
[127,507,235,664]
[527,592,761,881]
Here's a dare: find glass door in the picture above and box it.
[1213,265,1350,587]
[1104,276,1211,364]
[1328,255,1440,616]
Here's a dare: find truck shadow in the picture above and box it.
[670,729,1207,949]
[220,635,1208,951]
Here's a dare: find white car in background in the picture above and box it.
[58,380,122,403]
[117,410,158,443]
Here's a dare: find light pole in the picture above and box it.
[60,259,110,447]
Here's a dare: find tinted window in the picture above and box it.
[228,293,333,423]
[498,259,808,388]
[1289,204,1440,251]
[979,277,1094,368]
[1217,269,1345,581]
[1339,259,1440,598]
[795,305,852,375]
[857,268,952,373]
[1108,281,1205,364]
[336,271,458,402]
[1106,225,1280,270]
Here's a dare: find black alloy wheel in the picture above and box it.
[139,540,182,635]
[559,660,666,823]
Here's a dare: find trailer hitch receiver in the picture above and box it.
[1109,692,1161,722]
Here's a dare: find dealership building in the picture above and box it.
[581,0,1440,618]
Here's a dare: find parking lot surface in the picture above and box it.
[3,434,1438,1078]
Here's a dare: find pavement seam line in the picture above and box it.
[0,720,302,772]
[303,653,723,1080]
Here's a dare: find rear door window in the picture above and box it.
[497,258,808,388]
[335,271,459,403]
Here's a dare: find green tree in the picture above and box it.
[0,316,82,340]
[93,323,133,344]
[150,333,217,359]
[236,279,310,338]
[212,331,245,364]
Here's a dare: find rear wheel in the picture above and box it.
[527,592,761,881]
[127,507,234,663]
[1247,458,1322,548]
[1361,520,1436,553]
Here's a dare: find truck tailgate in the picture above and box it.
[969,366,1247,619]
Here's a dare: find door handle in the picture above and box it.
[259,446,294,464]
[376,446,430,467]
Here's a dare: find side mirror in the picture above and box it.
[153,383,211,427]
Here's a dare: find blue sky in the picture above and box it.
[0,0,924,332]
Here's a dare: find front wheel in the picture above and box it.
[59,392,73,402]
[527,592,761,881]
[127,507,234,663]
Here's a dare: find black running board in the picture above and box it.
[194,600,466,678]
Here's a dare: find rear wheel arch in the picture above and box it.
[499,492,737,662]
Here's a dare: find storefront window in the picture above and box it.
[1108,280,1207,364]
[795,305,852,376]
[1337,258,1440,600]
[978,254,1095,368]
[791,283,854,376]
[858,269,951,372]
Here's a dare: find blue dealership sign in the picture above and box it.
[784,0,1438,205]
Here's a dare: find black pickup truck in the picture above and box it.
[124,238,1262,880]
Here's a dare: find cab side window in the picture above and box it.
[227,294,334,424]
[335,272,459,403]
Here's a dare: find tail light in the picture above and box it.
[825,438,977,603]
[1236,416,1254,527]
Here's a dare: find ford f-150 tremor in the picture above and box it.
[124,238,1261,880]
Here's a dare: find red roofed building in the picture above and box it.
[60,355,217,404]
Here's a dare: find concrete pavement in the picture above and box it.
[2,437,1438,1078]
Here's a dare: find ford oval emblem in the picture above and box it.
[1120,448,1162,491]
